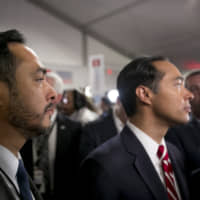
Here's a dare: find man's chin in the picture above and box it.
[176,116,190,125]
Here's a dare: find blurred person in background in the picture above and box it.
[0,29,57,200]
[21,71,82,200]
[79,97,127,161]
[166,70,200,198]
[58,89,99,125]
[99,95,113,117]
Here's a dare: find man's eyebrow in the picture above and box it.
[175,76,184,81]
[36,67,47,75]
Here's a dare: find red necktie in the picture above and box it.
[157,145,179,200]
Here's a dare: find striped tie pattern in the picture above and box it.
[35,132,50,193]
[157,145,179,200]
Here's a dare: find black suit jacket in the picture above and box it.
[79,126,190,200]
[166,118,200,171]
[21,112,82,199]
[166,118,200,199]
[79,110,118,161]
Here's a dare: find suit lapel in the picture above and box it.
[56,122,67,152]
[167,143,190,200]
[121,126,168,200]
[55,118,68,164]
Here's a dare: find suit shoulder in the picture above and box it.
[0,171,18,199]
[58,113,82,128]
[83,134,125,168]
[83,113,114,132]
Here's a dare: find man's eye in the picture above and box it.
[36,78,44,82]
[175,80,183,87]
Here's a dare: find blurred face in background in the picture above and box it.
[185,73,200,119]
[59,91,75,116]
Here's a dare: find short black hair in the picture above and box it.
[0,29,25,89]
[117,56,167,117]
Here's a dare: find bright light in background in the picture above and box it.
[107,89,119,103]
[85,85,93,98]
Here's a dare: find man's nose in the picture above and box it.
[46,82,57,103]
[185,87,194,100]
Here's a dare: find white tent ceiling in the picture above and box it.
[28,0,200,71]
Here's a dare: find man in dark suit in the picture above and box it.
[78,56,193,200]
[21,112,82,200]
[0,29,57,199]
[79,98,127,161]
[166,70,200,198]
[21,71,82,200]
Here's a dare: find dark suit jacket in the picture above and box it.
[166,118,200,171]
[0,170,42,200]
[21,112,82,200]
[166,118,200,199]
[79,126,190,200]
[79,110,118,161]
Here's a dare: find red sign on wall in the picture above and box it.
[92,59,101,67]
[89,55,105,96]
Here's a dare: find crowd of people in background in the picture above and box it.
[1,28,200,200]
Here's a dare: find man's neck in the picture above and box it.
[0,122,26,157]
[129,114,168,144]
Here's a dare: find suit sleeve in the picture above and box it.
[78,158,119,200]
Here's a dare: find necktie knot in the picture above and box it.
[157,145,164,159]
[16,159,33,200]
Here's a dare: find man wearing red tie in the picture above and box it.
[79,56,193,200]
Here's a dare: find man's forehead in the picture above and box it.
[8,43,39,61]
[152,60,181,76]
[151,60,172,70]
[187,74,200,82]
[8,42,45,70]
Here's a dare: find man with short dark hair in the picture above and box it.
[79,56,193,200]
[0,29,57,199]
[166,70,200,198]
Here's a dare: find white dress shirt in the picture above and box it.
[33,110,57,193]
[0,145,35,200]
[0,145,19,192]
[126,121,181,199]
[48,121,57,191]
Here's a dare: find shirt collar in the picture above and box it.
[126,121,166,160]
[51,109,57,123]
[0,145,19,182]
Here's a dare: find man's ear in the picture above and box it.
[135,85,153,105]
